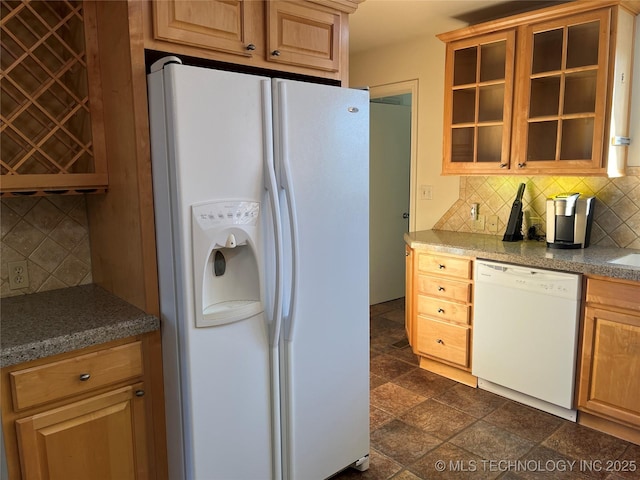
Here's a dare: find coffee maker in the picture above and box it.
[546,193,595,249]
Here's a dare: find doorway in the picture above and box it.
[369,81,417,305]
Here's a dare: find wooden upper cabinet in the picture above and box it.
[152,0,260,57]
[442,31,516,174]
[266,1,341,72]
[512,10,611,173]
[0,0,108,194]
[144,0,356,82]
[439,1,638,176]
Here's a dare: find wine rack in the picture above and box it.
[1,0,107,194]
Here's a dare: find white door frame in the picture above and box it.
[369,80,418,233]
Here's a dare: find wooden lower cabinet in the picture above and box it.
[1,333,166,480]
[405,245,415,346]
[15,384,148,480]
[408,249,476,387]
[577,276,640,443]
[416,317,470,367]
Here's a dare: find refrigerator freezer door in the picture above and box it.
[149,64,274,480]
[273,79,370,479]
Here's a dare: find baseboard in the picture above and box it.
[578,411,640,445]
[419,357,477,387]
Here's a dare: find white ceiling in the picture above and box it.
[349,0,560,55]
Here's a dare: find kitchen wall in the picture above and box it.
[350,32,460,232]
[1,196,92,298]
[434,175,640,249]
[351,23,640,249]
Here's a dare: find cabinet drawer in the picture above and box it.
[10,342,143,411]
[416,274,471,302]
[417,253,471,279]
[417,317,469,367]
[586,278,640,313]
[417,295,470,325]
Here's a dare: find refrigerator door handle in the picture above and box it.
[262,80,284,348]
[263,80,284,480]
[276,81,300,342]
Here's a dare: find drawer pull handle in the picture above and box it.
[438,264,445,269]
[135,390,145,397]
[436,339,444,344]
[79,373,91,382]
[437,308,445,313]
[438,286,445,292]
[246,43,256,51]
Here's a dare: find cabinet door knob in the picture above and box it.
[246,43,256,51]
[79,373,91,381]
[518,162,526,168]
[438,286,445,291]
[437,308,445,313]
[271,50,281,56]
[135,390,145,397]
[436,339,444,344]
[438,264,445,269]
[499,163,507,169]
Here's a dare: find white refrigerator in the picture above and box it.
[147,57,370,480]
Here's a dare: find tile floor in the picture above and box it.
[332,298,639,480]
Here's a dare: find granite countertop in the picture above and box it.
[1,284,160,368]
[405,230,640,282]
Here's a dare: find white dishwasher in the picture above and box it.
[472,260,581,421]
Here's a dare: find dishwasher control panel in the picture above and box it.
[475,260,581,299]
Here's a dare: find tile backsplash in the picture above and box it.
[434,175,640,249]
[3,175,638,299]
[1,196,92,298]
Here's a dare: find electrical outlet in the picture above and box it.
[487,215,499,233]
[8,260,29,290]
[472,214,485,231]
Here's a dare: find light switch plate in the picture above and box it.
[420,185,432,200]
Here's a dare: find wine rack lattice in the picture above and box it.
[1,0,100,185]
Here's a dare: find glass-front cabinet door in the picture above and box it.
[442,31,515,174]
[513,10,610,173]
